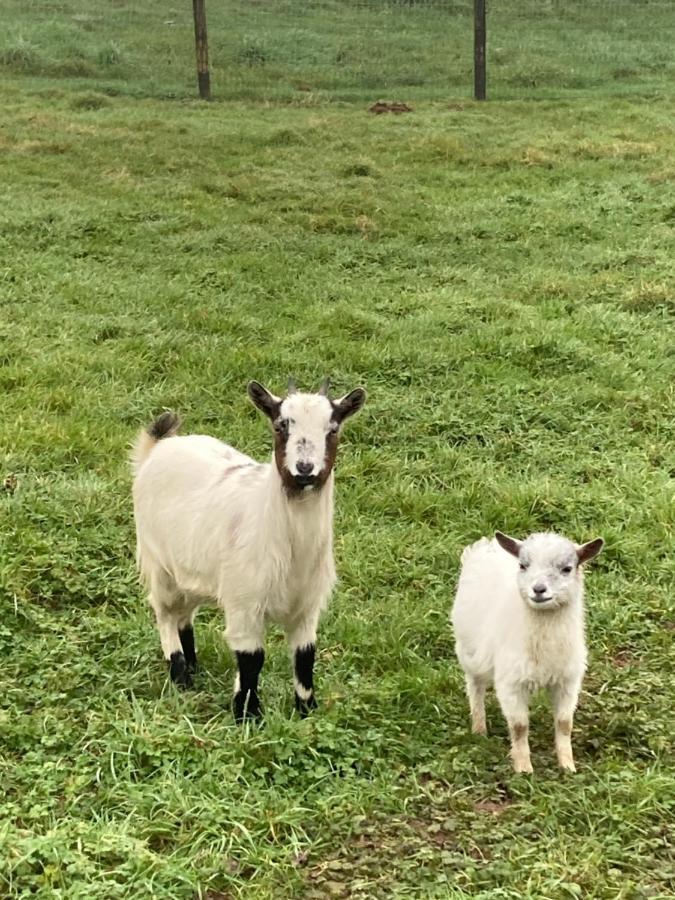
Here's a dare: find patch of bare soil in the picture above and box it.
[368,101,413,115]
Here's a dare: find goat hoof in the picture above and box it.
[185,656,198,675]
[295,692,318,717]
[169,651,193,689]
[233,690,263,723]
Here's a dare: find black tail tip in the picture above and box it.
[148,411,180,440]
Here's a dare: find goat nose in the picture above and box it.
[296,461,314,476]
[533,582,547,595]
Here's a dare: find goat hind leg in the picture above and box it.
[150,577,192,689]
[178,610,198,674]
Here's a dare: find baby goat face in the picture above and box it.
[495,531,604,611]
[248,379,366,495]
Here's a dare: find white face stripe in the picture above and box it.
[279,394,334,476]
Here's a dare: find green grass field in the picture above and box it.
[1,0,674,101]
[1,4,675,896]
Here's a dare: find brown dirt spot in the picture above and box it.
[368,101,413,115]
[474,798,513,815]
[612,647,637,667]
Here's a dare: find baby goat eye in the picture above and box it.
[519,562,528,571]
[561,565,573,575]
[274,419,289,434]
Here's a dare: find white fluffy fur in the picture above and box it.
[131,405,337,684]
[452,532,602,774]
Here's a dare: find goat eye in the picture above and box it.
[329,422,339,434]
[561,565,573,575]
[519,562,528,571]
[274,419,288,434]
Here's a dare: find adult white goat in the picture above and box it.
[452,531,604,773]
[131,378,366,721]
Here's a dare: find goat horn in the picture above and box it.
[318,377,331,396]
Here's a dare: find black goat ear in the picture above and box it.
[332,388,366,424]
[247,381,282,421]
[495,531,522,559]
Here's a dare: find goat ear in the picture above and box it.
[576,537,604,565]
[247,381,281,421]
[495,531,522,558]
[332,388,366,425]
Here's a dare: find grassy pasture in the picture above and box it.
[0,0,674,101]
[1,25,675,900]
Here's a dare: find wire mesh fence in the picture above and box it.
[1,0,673,101]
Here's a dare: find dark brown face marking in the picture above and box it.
[315,428,338,491]
[273,415,340,498]
[247,380,366,499]
[273,424,301,496]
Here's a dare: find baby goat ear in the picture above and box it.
[247,381,282,421]
[576,537,604,565]
[332,388,366,425]
[495,531,523,558]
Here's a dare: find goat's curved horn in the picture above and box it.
[287,377,297,394]
[318,377,331,396]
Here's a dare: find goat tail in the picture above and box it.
[130,411,181,474]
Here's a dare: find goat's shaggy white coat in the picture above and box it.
[131,384,365,718]
[133,430,336,654]
[452,531,603,773]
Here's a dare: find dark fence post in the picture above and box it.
[474,0,486,100]
[192,0,211,100]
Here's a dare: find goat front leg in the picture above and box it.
[550,679,582,772]
[286,616,320,716]
[225,612,265,723]
[496,680,532,774]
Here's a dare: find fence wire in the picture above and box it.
[1,1,673,101]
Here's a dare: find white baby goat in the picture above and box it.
[452,531,604,773]
[131,378,366,721]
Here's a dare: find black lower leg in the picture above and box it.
[179,625,197,672]
[233,649,264,722]
[168,650,192,688]
[294,643,317,715]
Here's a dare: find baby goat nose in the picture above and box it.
[296,461,314,476]
[533,582,548,595]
